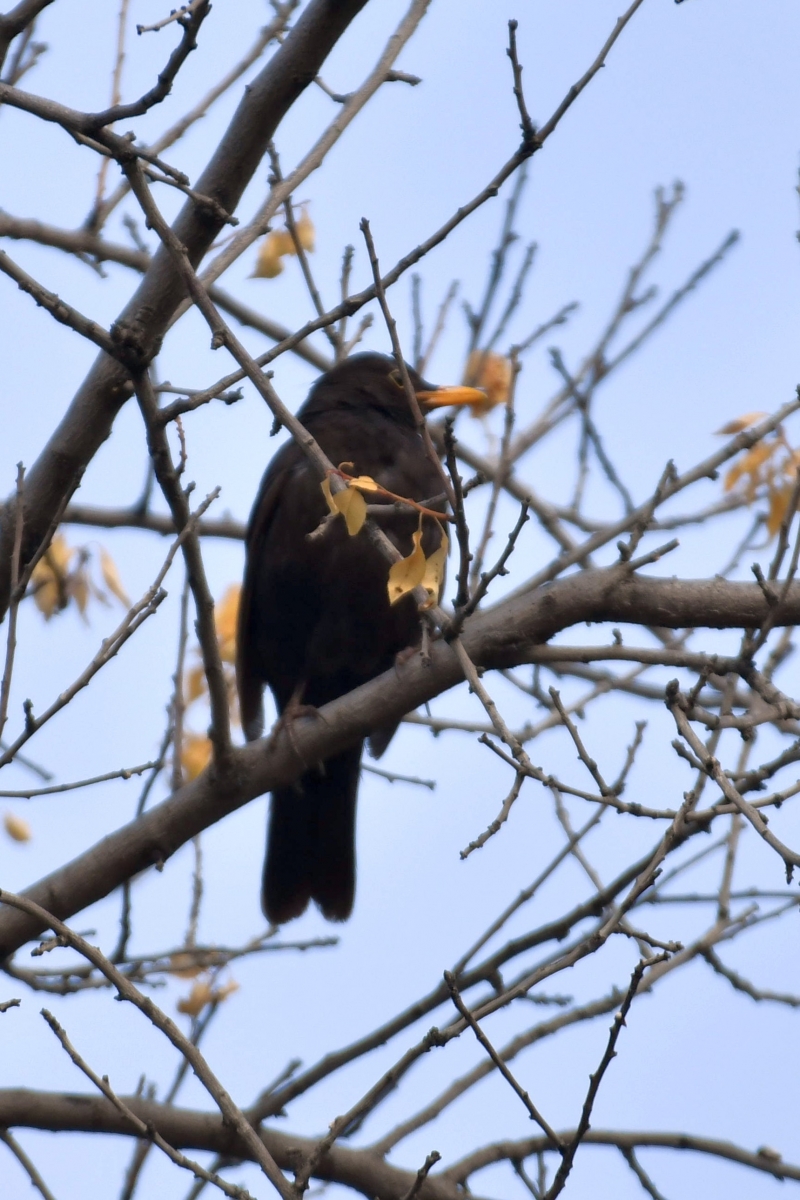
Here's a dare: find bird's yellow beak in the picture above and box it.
[416,384,489,411]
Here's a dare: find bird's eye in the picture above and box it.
[388,367,404,389]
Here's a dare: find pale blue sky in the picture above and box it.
[2,2,800,1197]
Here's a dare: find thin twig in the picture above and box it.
[0,759,159,799]
[40,1007,253,1200]
[0,489,218,772]
[444,970,563,1147]
[133,371,232,766]
[0,1128,57,1200]
[360,216,456,508]
[399,1151,442,1200]
[0,464,24,743]
[542,956,665,1199]
[0,892,295,1200]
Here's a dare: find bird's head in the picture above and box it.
[301,352,487,427]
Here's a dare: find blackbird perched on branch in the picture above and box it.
[236,353,485,924]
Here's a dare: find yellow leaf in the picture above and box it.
[338,488,367,535]
[723,461,746,492]
[185,664,207,706]
[724,442,774,493]
[716,412,768,435]
[320,478,367,535]
[253,250,283,278]
[387,530,426,604]
[46,533,74,575]
[31,574,60,620]
[177,977,214,1017]
[252,229,293,278]
[213,979,239,1003]
[168,952,204,979]
[181,734,212,781]
[31,534,73,619]
[767,484,794,536]
[347,475,380,493]
[215,584,240,663]
[420,533,449,607]
[321,476,337,516]
[295,207,315,252]
[465,351,512,416]
[100,548,131,607]
[4,812,31,842]
[69,568,89,616]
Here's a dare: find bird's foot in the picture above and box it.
[268,695,326,768]
[394,643,424,673]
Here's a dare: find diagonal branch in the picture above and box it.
[2,570,800,956]
[0,0,373,618]
[0,892,296,1200]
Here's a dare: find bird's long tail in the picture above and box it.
[262,742,361,924]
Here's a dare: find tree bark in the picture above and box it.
[0,0,371,618]
[0,568,794,958]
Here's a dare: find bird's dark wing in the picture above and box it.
[236,442,306,741]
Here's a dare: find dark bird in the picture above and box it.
[236,352,484,924]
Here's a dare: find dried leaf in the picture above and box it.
[716,412,768,435]
[181,734,212,782]
[177,977,214,1017]
[4,812,31,842]
[295,207,315,252]
[387,530,426,604]
[723,442,773,493]
[185,664,207,705]
[252,229,293,278]
[253,249,284,278]
[465,351,512,416]
[69,567,90,617]
[46,533,74,575]
[723,464,741,493]
[321,476,338,516]
[168,952,204,979]
[100,548,131,607]
[420,533,449,608]
[320,478,367,535]
[213,979,239,1003]
[767,484,794,536]
[31,534,74,619]
[31,574,60,620]
[215,584,240,663]
[347,475,380,493]
[339,488,367,535]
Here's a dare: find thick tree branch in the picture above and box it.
[0,1090,469,1200]
[1,569,799,957]
[0,0,371,618]
[0,1092,796,1191]
[0,0,53,72]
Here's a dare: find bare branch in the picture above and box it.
[40,1006,253,1200]
[0,1128,57,1200]
[543,957,664,1198]
[444,970,563,1146]
[0,0,376,619]
[0,892,296,1200]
